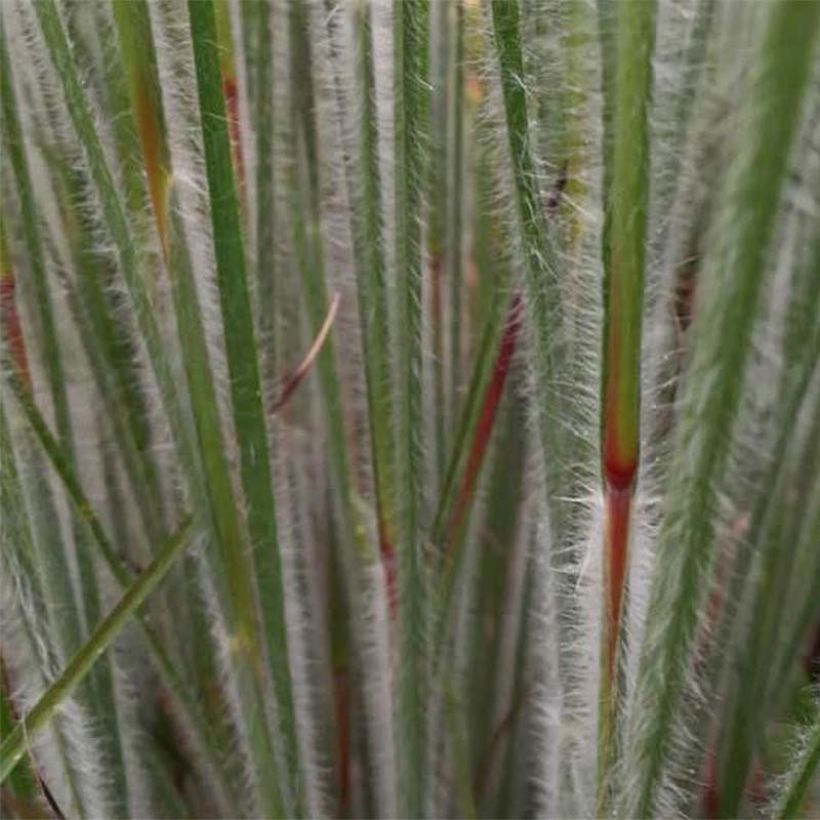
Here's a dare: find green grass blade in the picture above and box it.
[1,31,133,808]
[254,0,276,369]
[489,0,565,517]
[4,364,240,811]
[185,1,297,803]
[429,0,452,484]
[0,670,38,805]
[0,520,193,785]
[715,226,820,816]
[394,0,429,812]
[0,25,70,457]
[110,0,171,258]
[353,0,395,578]
[109,3,292,808]
[0,20,89,659]
[624,4,820,816]
[597,0,655,810]
[430,288,507,550]
[775,703,820,818]
[447,0,465,427]
[46,158,166,543]
[0,405,88,816]
[32,0,198,514]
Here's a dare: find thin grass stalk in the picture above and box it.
[254,0,276,370]
[488,8,583,806]
[110,0,171,260]
[286,5,397,812]
[32,0,199,524]
[713,229,820,815]
[674,240,820,815]
[94,3,147,220]
[0,408,82,755]
[354,0,396,607]
[165,191,286,817]
[46,159,166,545]
[430,288,507,550]
[1,20,84,652]
[4,365,239,812]
[623,4,820,816]
[774,698,820,817]
[185,1,298,803]
[716,396,820,817]
[489,0,565,523]
[32,21,164,538]
[471,457,529,816]
[425,294,524,810]
[0,669,38,810]
[596,0,616,225]
[769,415,820,707]
[394,0,429,812]
[1,28,132,812]
[0,519,193,783]
[111,2,292,808]
[447,0,465,428]
[213,0,246,212]
[427,290,520,664]
[317,0,396,620]
[559,0,594,256]
[653,0,716,243]
[597,0,655,811]
[0,225,31,392]
[285,25,354,812]
[429,0,451,485]
[0,407,86,817]
[445,294,523,556]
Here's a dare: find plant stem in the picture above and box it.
[1,28,132,812]
[597,0,655,812]
[0,521,193,784]
[395,0,429,812]
[5,365,239,811]
[624,3,820,815]
[775,696,820,817]
[186,1,297,805]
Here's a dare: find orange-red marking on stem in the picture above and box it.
[333,668,351,816]
[0,267,32,392]
[134,84,169,260]
[379,520,398,620]
[447,292,524,550]
[222,76,246,212]
[271,292,341,414]
[603,485,631,678]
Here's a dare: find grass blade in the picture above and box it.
[394,0,429,812]
[4,363,240,811]
[0,520,193,784]
[624,4,820,815]
[597,0,655,811]
[186,1,297,803]
[1,26,132,811]
[774,700,820,818]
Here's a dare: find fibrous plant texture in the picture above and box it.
[1,0,819,818]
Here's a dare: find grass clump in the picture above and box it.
[1,0,818,818]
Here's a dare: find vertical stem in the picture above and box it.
[0,522,193,784]
[186,1,297,804]
[255,0,276,370]
[429,0,451,485]
[447,0,465,424]
[395,0,429,813]
[597,0,655,811]
[1,24,131,814]
[624,2,820,815]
